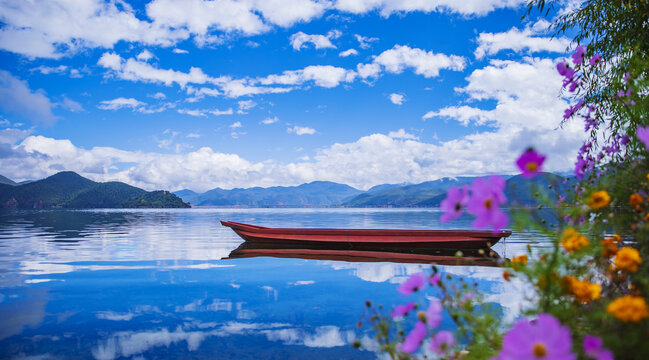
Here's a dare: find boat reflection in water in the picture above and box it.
[223,241,501,266]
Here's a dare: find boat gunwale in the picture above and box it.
[221,221,511,238]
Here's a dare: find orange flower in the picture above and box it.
[511,254,528,265]
[607,296,649,323]
[614,247,642,272]
[630,193,644,207]
[601,234,620,258]
[564,276,601,303]
[561,228,590,253]
[503,270,513,281]
[588,190,610,210]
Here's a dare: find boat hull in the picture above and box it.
[221,221,510,249]
[223,241,501,266]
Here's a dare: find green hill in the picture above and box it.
[0,171,190,209]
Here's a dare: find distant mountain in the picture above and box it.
[505,172,576,206]
[415,173,575,207]
[0,171,190,209]
[342,177,478,207]
[175,181,363,207]
[0,174,17,186]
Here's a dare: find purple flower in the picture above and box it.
[568,80,579,92]
[620,135,630,145]
[589,54,602,65]
[516,148,546,178]
[466,176,508,232]
[583,335,614,360]
[623,72,630,84]
[430,331,455,355]
[572,45,586,65]
[440,185,469,222]
[574,157,587,180]
[400,321,427,354]
[556,61,569,76]
[429,273,441,286]
[637,126,649,150]
[392,302,416,318]
[397,272,426,295]
[425,299,443,328]
[495,313,576,360]
[583,335,602,354]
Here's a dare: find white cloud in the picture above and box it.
[388,93,405,105]
[0,0,521,60]
[334,0,525,17]
[211,108,234,116]
[146,0,269,36]
[287,125,316,135]
[259,65,356,88]
[177,109,207,117]
[150,92,167,100]
[230,121,242,129]
[172,48,189,54]
[187,133,201,138]
[98,52,216,88]
[354,34,378,49]
[97,46,461,99]
[289,30,341,51]
[339,48,359,57]
[32,65,68,75]
[0,0,187,59]
[388,129,418,140]
[237,100,257,114]
[474,20,571,59]
[177,108,233,117]
[421,56,585,175]
[372,44,466,78]
[98,97,146,111]
[250,0,328,27]
[261,116,279,125]
[356,63,381,79]
[0,71,57,124]
[60,96,84,112]
[136,49,155,61]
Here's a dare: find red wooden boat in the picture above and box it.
[221,221,510,249]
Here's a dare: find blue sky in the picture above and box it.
[0,0,583,191]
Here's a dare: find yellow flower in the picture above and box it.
[607,295,649,323]
[588,190,611,210]
[511,254,528,265]
[601,235,620,258]
[615,247,642,272]
[561,228,590,253]
[630,193,644,207]
[564,276,601,303]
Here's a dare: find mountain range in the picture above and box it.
[0,172,189,209]
[174,172,573,208]
[0,171,573,210]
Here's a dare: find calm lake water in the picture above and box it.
[0,208,544,359]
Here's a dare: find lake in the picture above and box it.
[0,208,543,359]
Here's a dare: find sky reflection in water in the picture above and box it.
[0,209,547,359]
